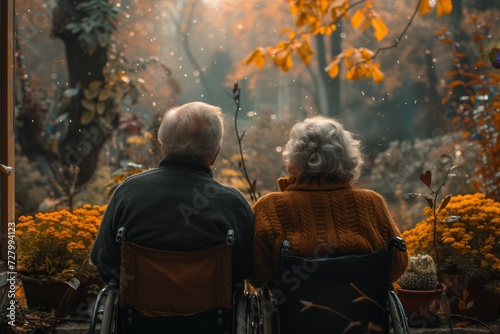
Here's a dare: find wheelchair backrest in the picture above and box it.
[119,241,233,317]
[273,239,403,334]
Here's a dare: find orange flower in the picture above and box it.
[402,193,500,292]
[16,204,107,283]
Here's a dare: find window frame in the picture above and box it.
[1,0,15,265]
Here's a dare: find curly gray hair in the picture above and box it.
[282,115,364,181]
[157,101,223,163]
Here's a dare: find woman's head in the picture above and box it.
[157,101,223,164]
[282,115,364,181]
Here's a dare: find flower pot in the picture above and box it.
[398,288,442,328]
[20,275,78,313]
[442,273,500,320]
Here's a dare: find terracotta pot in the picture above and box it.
[397,288,442,328]
[442,273,500,320]
[20,274,77,313]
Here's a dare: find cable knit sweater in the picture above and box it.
[252,175,408,285]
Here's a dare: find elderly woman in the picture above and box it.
[252,115,408,285]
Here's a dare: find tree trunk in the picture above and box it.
[315,24,341,117]
[51,0,116,187]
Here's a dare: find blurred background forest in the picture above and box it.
[14,0,500,232]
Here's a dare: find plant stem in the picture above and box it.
[232,83,257,203]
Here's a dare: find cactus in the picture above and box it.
[397,254,439,290]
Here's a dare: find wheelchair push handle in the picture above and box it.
[226,229,235,245]
[116,227,126,242]
[389,236,407,252]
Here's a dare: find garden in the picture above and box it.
[1,0,500,333]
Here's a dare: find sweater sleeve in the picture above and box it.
[374,193,409,282]
[252,201,277,285]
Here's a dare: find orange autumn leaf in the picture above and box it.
[472,60,485,69]
[448,80,464,89]
[418,0,432,15]
[371,17,388,41]
[436,0,453,17]
[371,64,385,83]
[350,9,365,29]
[244,47,267,68]
[325,58,341,78]
[296,38,314,64]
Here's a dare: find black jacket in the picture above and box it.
[90,155,254,285]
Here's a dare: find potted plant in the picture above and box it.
[396,254,443,328]
[16,204,106,312]
[403,192,500,320]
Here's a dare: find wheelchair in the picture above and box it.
[270,236,410,334]
[89,229,409,334]
[89,228,276,334]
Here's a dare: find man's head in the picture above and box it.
[157,102,223,165]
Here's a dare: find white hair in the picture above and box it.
[282,115,364,181]
[157,102,223,163]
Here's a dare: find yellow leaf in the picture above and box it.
[346,67,359,81]
[82,99,96,112]
[371,65,385,83]
[97,102,106,115]
[462,289,469,300]
[98,87,110,102]
[418,0,432,16]
[350,9,365,29]
[88,81,103,91]
[325,59,340,78]
[295,12,308,28]
[360,47,375,60]
[343,48,356,57]
[84,88,99,100]
[81,109,96,125]
[297,39,314,65]
[437,0,453,17]
[371,17,388,41]
[243,47,267,68]
[282,53,293,72]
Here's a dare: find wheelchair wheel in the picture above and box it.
[89,287,119,334]
[256,288,277,334]
[89,287,108,334]
[100,289,119,334]
[234,290,251,334]
[388,291,410,334]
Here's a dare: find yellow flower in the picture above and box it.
[16,204,107,283]
[403,193,500,291]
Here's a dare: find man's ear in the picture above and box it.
[209,148,221,166]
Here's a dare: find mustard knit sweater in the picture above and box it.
[252,175,409,285]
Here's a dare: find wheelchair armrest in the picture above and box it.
[389,237,407,252]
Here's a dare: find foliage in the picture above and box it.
[437,16,500,201]
[65,0,118,57]
[16,205,106,283]
[367,132,477,231]
[397,254,439,290]
[244,0,453,82]
[402,193,500,292]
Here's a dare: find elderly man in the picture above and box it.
[91,101,254,333]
